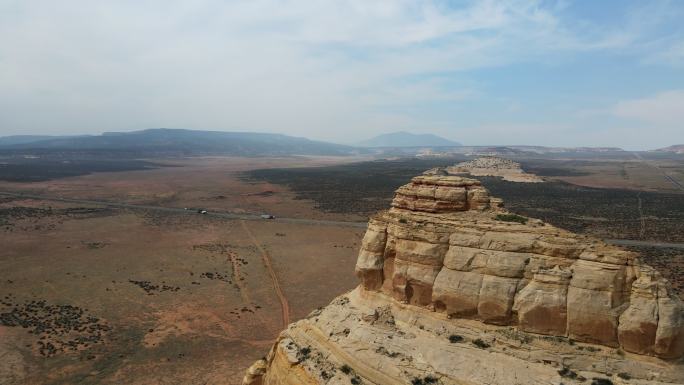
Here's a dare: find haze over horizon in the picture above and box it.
[1,1,683,150]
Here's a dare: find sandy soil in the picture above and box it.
[0,156,366,385]
[0,156,370,221]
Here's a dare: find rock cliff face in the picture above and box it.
[244,174,684,385]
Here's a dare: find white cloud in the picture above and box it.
[612,90,684,125]
[0,0,681,146]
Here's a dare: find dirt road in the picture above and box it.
[636,192,645,239]
[631,152,684,191]
[240,220,291,328]
[604,239,684,250]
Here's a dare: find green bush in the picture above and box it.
[558,367,578,379]
[495,213,528,224]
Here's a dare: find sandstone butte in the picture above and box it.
[243,174,684,385]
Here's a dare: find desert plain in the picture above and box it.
[1,152,683,384]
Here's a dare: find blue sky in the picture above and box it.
[0,0,683,149]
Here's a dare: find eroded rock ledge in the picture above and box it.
[244,175,684,385]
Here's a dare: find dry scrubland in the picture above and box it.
[0,157,365,385]
[247,156,684,298]
[247,156,684,242]
[1,154,683,384]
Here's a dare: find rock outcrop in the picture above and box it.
[447,156,543,182]
[244,174,684,385]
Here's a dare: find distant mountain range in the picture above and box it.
[0,135,86,146]
[653,144,684,154]
[3,129,658,157]
[357,131,461,147]
[0,129,357,156]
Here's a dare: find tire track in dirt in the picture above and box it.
[240,221,291,328]
[637,192,646,239]
[631,151,684,191]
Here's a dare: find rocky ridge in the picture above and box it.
[445,156,543,182]
[244,174,683,385]
[653,145,684,154]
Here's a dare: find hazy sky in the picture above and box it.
[1,0,683,149]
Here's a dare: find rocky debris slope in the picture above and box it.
[244,175,684,385]
[445,156,543,182]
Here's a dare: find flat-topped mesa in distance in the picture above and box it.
[445,156,544,183]
[244,173,684,385]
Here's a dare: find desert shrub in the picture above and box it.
[375,346,400,358]
[558,367,578,379]
[398,218,408,223]
[411,376,439,385]
[472,338,490,349]
[298,346,311,360]
[448,334,464,343]
[340,364,352,374]
[591,378,614,385]
[495,213,528,224]
[617,372,631,380]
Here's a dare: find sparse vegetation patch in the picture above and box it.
[591,378,614,385]
[0,296,111,357]
[495,213,528,224]
[128,280,180,295]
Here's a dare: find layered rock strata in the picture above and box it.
[244,175,684,385]
[446,156,543,182]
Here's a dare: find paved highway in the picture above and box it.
[4,191,684,248]
[0,191,368,229]
[604,239,684,250]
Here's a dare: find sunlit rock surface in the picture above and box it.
[244,175,684,385]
